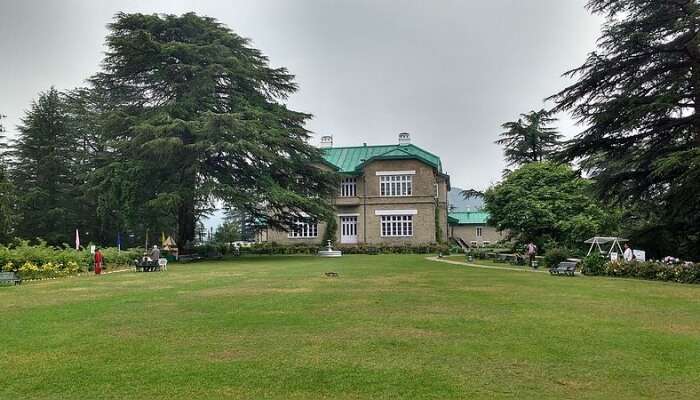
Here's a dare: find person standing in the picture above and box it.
[150,245,161,262]
[94,247,103,275]
[623,243,635,262]
[527,242,538,268]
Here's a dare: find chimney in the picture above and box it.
[320,135,333,148]
[398,132,411,146]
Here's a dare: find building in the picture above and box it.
[261,133,450,245]
[448,211,505,247]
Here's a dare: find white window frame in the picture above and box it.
[379,175,413,197]
[476,227,483,237]
[340,177,357,197]
[380,215,413,237]
[288,217,318,239]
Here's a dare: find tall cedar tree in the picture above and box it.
[11,89,83,245]
[496,109,562,167]
[91,13,337,248]
[64,87,176,247]
[550,0,700,259]
[0,114,15,243]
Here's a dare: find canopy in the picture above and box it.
[163,236,178,250]
[584,237,628,244]
[585,236,627,257]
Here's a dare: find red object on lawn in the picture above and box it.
[94,250,103,275]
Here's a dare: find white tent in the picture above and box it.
[584,236,628,257]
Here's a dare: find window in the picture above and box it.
[380,215,413,237]
[340,177,357,197]
[288,217,318,238]
[434,183,439,199]
[482,241,491,246]
[476,227,483,237]
[380,175,412,197]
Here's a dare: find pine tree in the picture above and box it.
[496,109,562,166]
[0,114,15,243]
[550,0,700,258]
[11,88,82,244]
[90,13,337,249]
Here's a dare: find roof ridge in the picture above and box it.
[323,144,397,151]
[405,143,440,160]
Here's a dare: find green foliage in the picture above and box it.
[580,255,606,275]
[550,0,700,259]
[543,248,570,268]
[483,162,619,251]
[214,220,242,244]
[496,109,562,167]
[240,242,450,255]
[10,88,85,245]
[0,240,138,276]
[0,158,15,244]
[322,215,338,244]
[89,12,338,247]
[584,260,700,285]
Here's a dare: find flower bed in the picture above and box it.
[581,256,700,284]
[0,241,140,280]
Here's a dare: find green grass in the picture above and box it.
[2,255,700,399]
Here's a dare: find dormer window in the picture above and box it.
[340,177,357,197]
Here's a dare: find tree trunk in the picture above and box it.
[177,196,196,252]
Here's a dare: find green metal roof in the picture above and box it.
[448,211,489,225]
[322,144,443,174]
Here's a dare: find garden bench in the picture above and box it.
[550,261,577,277]
[178,254,203,263]
[0,271,22,285]
[134,260,160,272]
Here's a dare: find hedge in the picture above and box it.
[237,242,451,256]
[0,241,140,280]
[582,257,700,284]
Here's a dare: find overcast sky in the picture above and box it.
[0,0,603,191]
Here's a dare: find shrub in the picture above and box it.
[585,260,700,284]
[238,242,450,256]
[580,255,606,275]
[18,261,39,280]
[544,248,570,268]
[0,241,139,280]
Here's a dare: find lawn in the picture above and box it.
[2,255,699,399]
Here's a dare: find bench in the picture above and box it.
[134,260,160,272]
[550,261,577,276]
[178,254,204,263]
[0,271,22,285]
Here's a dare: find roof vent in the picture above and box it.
[320,135,333,148]
[398,132,411,146]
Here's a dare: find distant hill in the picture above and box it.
[448,187,484,212]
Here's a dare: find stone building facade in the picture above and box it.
[261,133,450,246]
[448,211,505,247]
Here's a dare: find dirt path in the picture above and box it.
[426,256,551,274]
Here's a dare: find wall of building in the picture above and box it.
[261,158,450,246]
[265,222,328,245]
[450,224,504,246]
